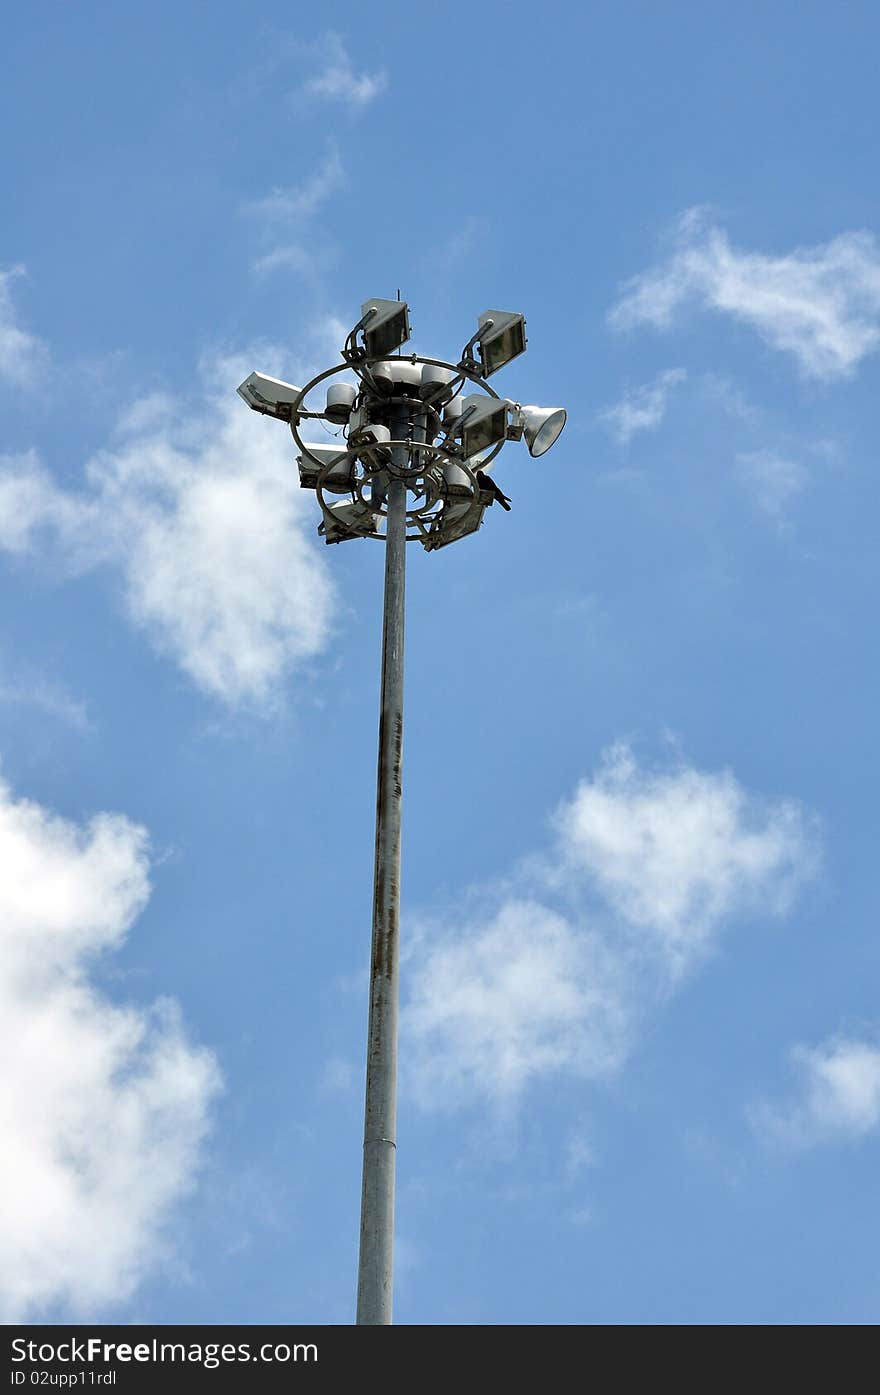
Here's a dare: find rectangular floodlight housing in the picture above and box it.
[361,298,411,357]
[296,443,352,492]
[460,394,509,459]
[237,371,303,421]
[477,309,527,377]
[319,499,376,544]
[423,500,487,551]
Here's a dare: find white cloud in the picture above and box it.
[568,1206,595,1228]
[403,745,817,1110]
[597,368,687,444]
[420,218,489,279]
[305,34,386,109]
[245,149,344,279]
[0,347,338,707]
[609,210,880,380]
[0,265,48,386]
[564,1130,597,1181]
[0,662,90,732]
[700,373,762,424]
[252,245,315,278]
[554,742,815,973]
[0,772,220,1320]
[751,1036,880,1148]
[318,1056,357,1094]
[403,900,632,1109]
[736,449,808,519]
[247,148,345,227]
[0,450,81,554]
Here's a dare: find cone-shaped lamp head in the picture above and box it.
[520,405,567,457]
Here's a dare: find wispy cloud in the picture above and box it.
[403,743,818,1111]
[317,1057,357,1094]
[693,377,825,524]
[0,771,220,1320]
[699,372,762,424]
[420,217,489,280]
[736,449,808,520]
[304,33,386,109]
[251,245,315,279]
[0,449,82,555]
[245,147,344,279]
[0,342,339,708]
[751,1036,880,1148]
[246,148,345,227]
[597,368,687,444]
[609,209,880,380]
[564,1130,597,1181]
[0,663,90,732]
[0,266,48,386]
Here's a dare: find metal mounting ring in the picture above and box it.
[315,441,485,545]
[289,354,507,478]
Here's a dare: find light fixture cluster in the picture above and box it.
[237,299,567,550]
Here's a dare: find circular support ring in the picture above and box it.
[289,353,508,484]
[315,441,486,545]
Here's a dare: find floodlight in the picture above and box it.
[319,499,376,544]
[476,310,526,376]
[325,383,357,423]
[237,371,303,421]
[296,443,352,492]
[361,298,411,357]
[517,405,567,457]
[424,496,487,551]
[459,395,509,459]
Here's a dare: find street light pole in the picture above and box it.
[356,416,408,1326]
[236,298,567,1327]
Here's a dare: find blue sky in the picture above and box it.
[1,0,879,1324]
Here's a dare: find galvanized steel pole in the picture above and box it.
[356,410,408,1325]
[236,302,568,1328]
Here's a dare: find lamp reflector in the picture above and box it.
[477,310,527,376]
[520,405,567,456]
[361,298,411,357]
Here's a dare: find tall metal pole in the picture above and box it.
[356,409,408,1325]
[237,306,566,1327]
